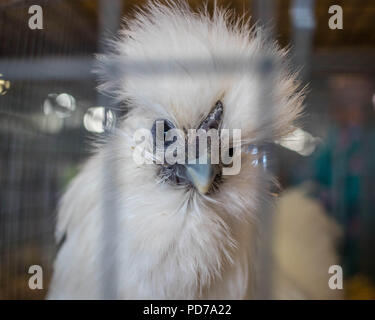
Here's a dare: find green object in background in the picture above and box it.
[312,124,375,279]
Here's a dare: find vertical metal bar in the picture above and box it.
[98,0,123,300]
[252,0,276,300]
[253,0,276,35]
[254,56,279,300]
[290,0,316,80]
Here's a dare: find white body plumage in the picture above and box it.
[48,1,303,299]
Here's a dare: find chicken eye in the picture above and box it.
[151,118,175,150]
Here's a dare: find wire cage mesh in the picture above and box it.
[1,0,375,300]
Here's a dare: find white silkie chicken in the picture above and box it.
[48,1,304,299]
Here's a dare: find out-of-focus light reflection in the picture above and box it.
[247,145,267,170]
[83,107,115,133]
[276,128,320,156]
[37,92,77,133]
[0,73,11,95]
[43,93,76,118]
[251,146,259,166]
[372,93,375,111]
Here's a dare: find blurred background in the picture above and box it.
[0,0,374,299]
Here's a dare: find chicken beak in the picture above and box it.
[183,154,219,194]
